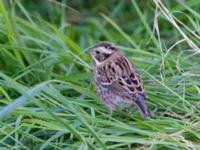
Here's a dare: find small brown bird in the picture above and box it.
[87,41,152,118]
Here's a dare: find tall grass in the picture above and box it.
[0,0,200,149]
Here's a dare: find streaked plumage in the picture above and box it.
[87,41,152,118]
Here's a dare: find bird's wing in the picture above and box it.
[96,55,145,98]
[103,73,145,99]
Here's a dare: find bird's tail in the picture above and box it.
[135,100,152,118]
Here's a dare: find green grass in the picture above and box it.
[0,0,200,149]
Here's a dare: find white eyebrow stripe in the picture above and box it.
[97,47,113,54]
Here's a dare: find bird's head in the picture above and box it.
[87,41,118,65]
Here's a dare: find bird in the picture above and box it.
[87,41,152,118]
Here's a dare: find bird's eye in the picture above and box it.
[96,51,100,54]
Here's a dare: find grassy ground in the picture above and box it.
[0,0,200,149]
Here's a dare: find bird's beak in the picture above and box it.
[86,49,92,55]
